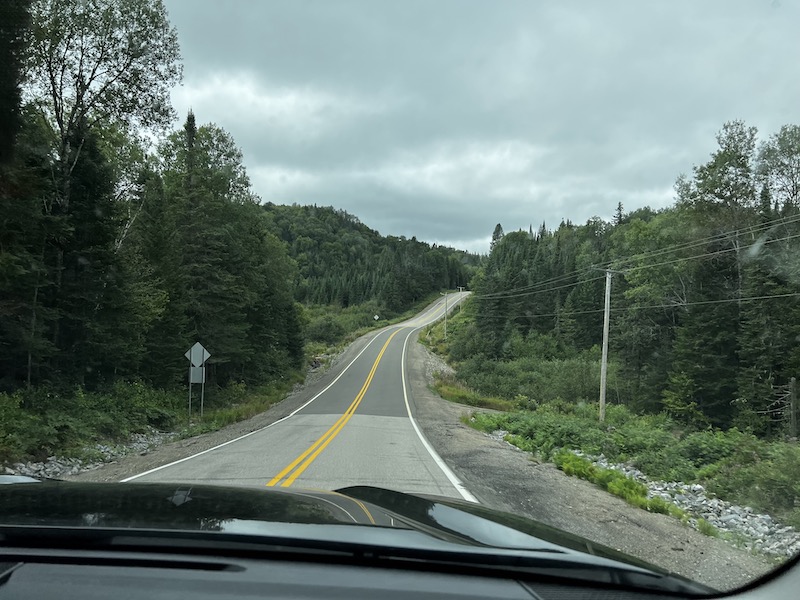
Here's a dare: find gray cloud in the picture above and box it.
[163,0,800,253]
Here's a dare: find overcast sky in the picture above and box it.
[162,0,800,253]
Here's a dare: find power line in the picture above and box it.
[614,212,800,269]
[472,291,800,321]
[476,227,800,300]
[476,275,606,301]
[623,231,800,274]
[475,269,594,299]
[472,213,800,301]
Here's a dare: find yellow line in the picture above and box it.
[351,498,376,524]
[266,328,402,488]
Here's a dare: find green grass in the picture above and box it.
[179,372,305,437]
[550,450,689,517]
[697,518,719,537]
[465,402,800,528]
[304,293,445,362]
[0,370,306,464]
[432,373,514,411]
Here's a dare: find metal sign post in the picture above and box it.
[200,347,207,417]
[185,342,211,419]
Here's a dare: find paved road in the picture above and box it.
[127,293,475,501]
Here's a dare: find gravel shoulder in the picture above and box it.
[65,324,775,590]
[406,330,774,591]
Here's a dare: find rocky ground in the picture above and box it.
[7,326,785,591]
[570,450,800,558]
[406,332,778,591]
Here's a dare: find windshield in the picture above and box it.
[1,0,799,594]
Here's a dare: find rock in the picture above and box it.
[720,514,740,524]
[566,449,800,558]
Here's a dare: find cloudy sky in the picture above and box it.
[162,0,800,253]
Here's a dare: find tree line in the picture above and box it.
[1,0,472,401]
[264,203,478,312]
[462,121,800,434]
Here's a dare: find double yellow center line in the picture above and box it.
[266,328,403,488]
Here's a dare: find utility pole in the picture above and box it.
[599,269,612,423]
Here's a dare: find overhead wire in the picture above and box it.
[613,212,800,269]
[472,215,800,301]
[472,291,800,321]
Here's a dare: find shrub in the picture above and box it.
[697,518,718,537]
[554,451,596,480]
[306,315,347,345]
[646,496,672,515]
[0,392,46,462]
[677,429,742,466]
[607,476,648,504]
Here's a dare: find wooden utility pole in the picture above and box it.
[599,270,612,423]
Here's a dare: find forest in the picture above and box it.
[424,121,800,527]
[0,0,475,461]
[448,120,800,434]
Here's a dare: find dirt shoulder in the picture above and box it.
[406,330,774,591]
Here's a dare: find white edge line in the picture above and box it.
[121,294,461,483]
[121,328,390,482]
[401,294,479,503]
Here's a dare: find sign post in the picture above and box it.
[185,342,211,418]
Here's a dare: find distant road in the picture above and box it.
[126,293,476,501]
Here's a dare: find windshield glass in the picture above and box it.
[1,0,799,594]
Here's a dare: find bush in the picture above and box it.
[0,392,46,462]
[464,378,800,526]
[554,451,596,480]
[646,496,672,514]
[432,374,513,411]
[697,518,718,537]
[553,450,653,511]
[607,476,648,505]
[677,429,742,466]
[306,315,347,345]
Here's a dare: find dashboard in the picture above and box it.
[0,546,797,600]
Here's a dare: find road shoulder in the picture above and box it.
[405,330,773,591]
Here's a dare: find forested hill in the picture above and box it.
[0,0,479,400]
[263,203,480,311]
[453,121,800,434]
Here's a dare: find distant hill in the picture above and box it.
[263,203,480,311]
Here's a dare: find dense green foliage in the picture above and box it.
[264,203,478,311]
[0,0,477,464]
[1,101,304,392]
[470,404,800,528]
[0,382,183,462]
[552,450,686,518]
[450,121,800,433]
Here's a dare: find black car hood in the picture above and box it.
[0,480,669,578]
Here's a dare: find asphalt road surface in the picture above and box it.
[125,293,476,502]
